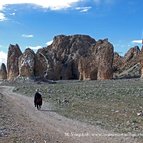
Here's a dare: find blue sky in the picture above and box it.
[0,0,143,65]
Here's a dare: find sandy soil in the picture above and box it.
[0,86,140,143]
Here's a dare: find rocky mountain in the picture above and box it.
[6,34,114,80]
[78,39,114,80]
[7,44,22,80]
[18,48,35,78]
[4,34,143,81]
[35,35,114,80]
[0,63,7,80]
[113,46,142,79]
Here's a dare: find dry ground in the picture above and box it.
[0,85,140,143]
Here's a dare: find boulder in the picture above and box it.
[0,63,7,80]
[18,48,35,78]
[7,44,22,80]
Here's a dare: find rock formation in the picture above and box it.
[6,35,115,80]
[140,60,143,78]
[35,34,97,80]
[140,45,143,79]
[78,39,114,80]
[0,63,7,80]
[7,44,22,80]
[123,46,140,66]
[113,52,123,71]
[5,36,143,80]
[18,48,35,78]
[113,46,141,79]
[34,35,114,80]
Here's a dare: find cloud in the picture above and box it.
[27,45,42,50]
[93,0,114,5]
[22,34,34,38]
[132,40,143,44]
[0,51,7,65]
[0,0,82,11]
[46,40,53,46]
[0,12,7,21]
[0,0,86,21]
[10,12,16,16]
[75,6,91,12]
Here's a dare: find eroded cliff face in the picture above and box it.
[113,46,142,79]
[78,39,114,80]
[7,44,22,80]
[140,45,143,79]
[18,48,35,78]
[0,63,7,80]
[34,35,114,80]
[6,35,115,80]
[35,34,97,80]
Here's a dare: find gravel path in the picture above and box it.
[0,86,139,143]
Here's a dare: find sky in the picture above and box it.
[0,0,143,65]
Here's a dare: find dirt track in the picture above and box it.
[0,86,140,143]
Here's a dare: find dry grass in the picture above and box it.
[4,78,143,135]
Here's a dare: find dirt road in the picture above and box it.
[0,86,139,143]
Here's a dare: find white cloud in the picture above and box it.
[0,0,84,21]
[75,6,91,12]
[46,40,53,46]
[132,40,143,44]
[22,34,34,38]
[0,51,7,65]
[27,45,42,50]
[0,12,7,21]
[0,0,82,11]
[10,12,16,16]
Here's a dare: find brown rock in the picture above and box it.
[113,46,141,79]
[140,61,143,78]
[78,39,114,80]
[140,46,143,78]
[113,52,123,71]
[35,48,54,79]
[6,35,114,80]
[35,34,96,80]
[7,44,22,80]
[124,46,140,64]
[0,63,7,80]
[18,48,35,78]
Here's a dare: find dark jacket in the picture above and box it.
[34,92,42,106]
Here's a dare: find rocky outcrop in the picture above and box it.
[35,34,97,80]
[123,46,140,66]
[113,46,141,79]
[140,60,143,78]
[78,39,114,80]
[113,52,123,71]
[6,35,114,80]
[34,48,52,79]
[0,63,7,80]
[18,48,35,78]
[140,45,143,78]
[114,63,141,79]
[35,35,114,80]
[7,44,22,80]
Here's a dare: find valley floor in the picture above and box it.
[0,85,141,143]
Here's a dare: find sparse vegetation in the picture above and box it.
[4,78,143,135]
